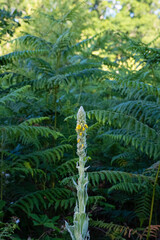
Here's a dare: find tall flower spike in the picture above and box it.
[65,106,90,240]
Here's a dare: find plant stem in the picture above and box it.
[65,106,90,240]
[78,156,86,213]
[146,162,160,240]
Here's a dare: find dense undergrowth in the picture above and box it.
[0,2,160,240]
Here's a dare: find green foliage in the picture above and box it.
[62,169,149,187]
[0,1,160,239]
[90,219,141,239]
[29,214,60,231]
[0,6,22,43]
[0,221,17,240]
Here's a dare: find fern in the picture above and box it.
[1,6,160,239]
[87,110,157,137]
[117,79,160,98]
[143,225,160,239]
[98,129,159,159]
[0,85,31,104]
[20,116,50,126]
[56,158,78,177]
[0,49,49,65]
[8,188,71,214]
[63,32,102,56]
[111,152,131,166]
[90,220,142,239]
[108,182,144,194]
[11,34,52,49]
[61,170,150,187]
[20,144,72,166]
[135,189,152,227]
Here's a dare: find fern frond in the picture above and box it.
[53,30,71,53]
[1,125,62,146]
[86,110,158,140]
[11,34,52,49]
[0,72,31,88]
[8,188,71,214]
[25,57,54,76]
[111,152,131,166]
[99,129,159,159]
[117,78,160,98]
[108,182,144,194]
[13,165,46,178]
[112,100,160,125]
[0,85,31,104]
[20,117,50,126]
[143,225,160,239]
[68,68,107,82]
[0,49,49,65]
[21,144,72,165]
[125,37,160,65]
[56,158,78,176]
[65,110,158,141]
[63,32,103,56]
[61,170,149,187]
[135,190,152,227]
[30,68,107,89]
[90,220,141,239]
[58,61,102,74]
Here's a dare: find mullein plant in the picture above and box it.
[65,106,90,240]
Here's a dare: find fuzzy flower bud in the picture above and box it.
[76,106,87,158]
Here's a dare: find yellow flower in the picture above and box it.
[82,127,85,131]
[81,144,84,148]
[84,124,88,128]
[79,132,82,136]
[77,139,80,143]
[76,124,81,131]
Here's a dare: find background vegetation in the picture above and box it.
[0,0,160,239]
